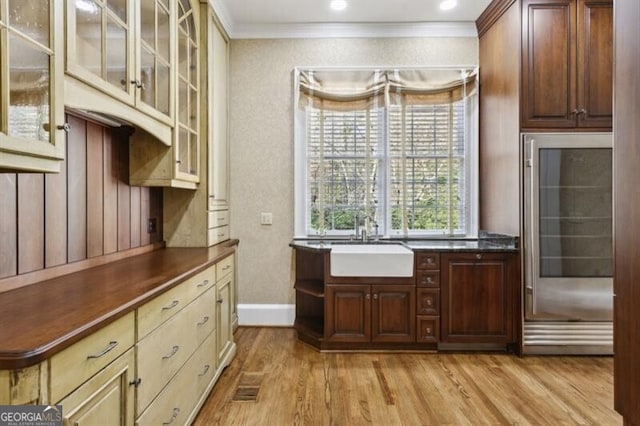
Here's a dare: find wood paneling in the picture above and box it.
[17,174,45,274]
[613,0,640,424]
[45,145,68,268]
[86,123,104,259]
[194,327,621,425]
[0,175,17,278]
[67,115,88,263]
[103,131,119,255]
[478,1,521,235]
[0,113,163,285]
[117,132,131,252]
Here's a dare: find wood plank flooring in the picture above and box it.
[194,327,621,425]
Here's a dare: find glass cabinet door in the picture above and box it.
[66,0,134,104]
[0,0,65,172]
[174,0,198,181]
[138,0,173,123]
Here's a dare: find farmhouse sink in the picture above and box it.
[329,244,414,277]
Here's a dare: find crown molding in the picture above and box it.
[200,8,478,40]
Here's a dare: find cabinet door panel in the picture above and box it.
[577,0,612,128]
[522,0,577,128]
[441,253,516,344]
[372,285,415,343]
[325,285,370,342]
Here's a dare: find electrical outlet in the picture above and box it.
[260,212,273,225]
[148,218,157,233]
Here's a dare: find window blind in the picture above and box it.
[296,68,477,238]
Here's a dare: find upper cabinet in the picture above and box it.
[0,0,66,172]
[65,0,174,142]
[521,0,612,130]
[207,16,229,211]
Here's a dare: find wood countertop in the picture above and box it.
[0,241,238,370]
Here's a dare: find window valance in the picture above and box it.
[297,68,477,111]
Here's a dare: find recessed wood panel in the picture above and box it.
[0,174,17,278]
[67,115,88,263]
[103,131,119,255]
[17,174,45,274]
[0,113,162,287]
[117,131,131,252]
[45,143,68,268]
[87,123,105,259]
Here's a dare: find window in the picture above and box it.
[294,68,478,239]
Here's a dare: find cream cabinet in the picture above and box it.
[0,0,66,173]
[58,348,135,426]
[216,254,235,363]
[128,0,201,189]
[162,5,231,246]
[207,16,230,211]
[0,253,237,424]
[65,0,175,127]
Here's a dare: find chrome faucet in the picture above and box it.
[354,213,370,242]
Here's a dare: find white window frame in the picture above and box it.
[294,67,478,239]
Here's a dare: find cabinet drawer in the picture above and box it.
[136,302,197,414]
[191,287,216,348]
[136,352,196,426]
[137,268,210,340]
[208,225,230,246]
[417,289,440,316]
[193,333,217,399]
[416,316,440,343]
[50,312,135,403]
[216,254,234,281]
[417,270,440,287]
[208,210,229,228]
[416,253,440,270]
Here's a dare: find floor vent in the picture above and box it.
[232,372,263,402]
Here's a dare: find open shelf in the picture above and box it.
[294,279,324,297]
[294,316,324,341]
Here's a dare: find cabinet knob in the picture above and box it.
[130,79,143,89]
[176,160,182,164]
[373,293,378,300]
[426,327,432,334]
[57,123,71,133]
[426,299,432,306]
[129,377,142,387]
[366,294,371,300]
[578,108,587,116]
[217,298,224,304]
[570,109,579,116]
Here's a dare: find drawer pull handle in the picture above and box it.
[222,265,231,271]
[197,316,210,326]
[198,364,211,377]
[426,300,433,306]
[217,298,224,304]
[162,408,180,425]
[476,253,482,259]
[129,377,142,387]
[162,345,180,359]
[427,257,434,264]
[426,327,432,334]
[422,276,434,284]
[218,232,225,237]
[162,300,180,311]
[218,217,225,222]
[197,279,210,288]
[87,341,118,359]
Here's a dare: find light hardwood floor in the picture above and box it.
[194,327,621,425]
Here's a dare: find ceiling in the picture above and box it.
[211,0,493,39]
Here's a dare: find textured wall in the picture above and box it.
[229,37,478,305]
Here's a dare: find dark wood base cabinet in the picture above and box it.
[293,246,519,352]
[441,253,519,345]
[325,284,415,343]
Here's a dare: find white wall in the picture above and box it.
[229,37,478,318]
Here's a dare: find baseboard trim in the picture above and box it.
[237,304,295,327]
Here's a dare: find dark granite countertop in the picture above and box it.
[290,231,518,253]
